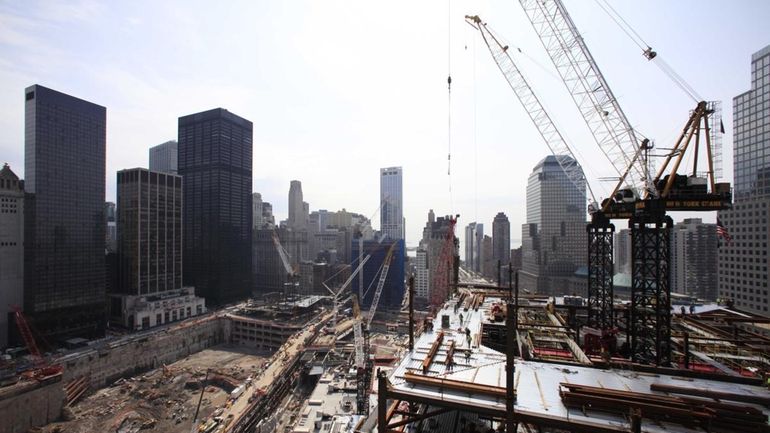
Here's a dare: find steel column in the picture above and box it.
[629,211,672,366]
[587,215,615,330]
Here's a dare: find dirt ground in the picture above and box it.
[40,345,266,433]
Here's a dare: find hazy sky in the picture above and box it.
[1,1,769,250]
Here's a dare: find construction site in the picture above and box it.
[2,0,770,432]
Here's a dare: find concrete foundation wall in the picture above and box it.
[61,316,226,388]
[0,379,64,433]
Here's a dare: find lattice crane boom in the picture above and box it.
[466,15,596,207]
[519,0,655,198]
[271,230,295,277]
[366,242,398,329]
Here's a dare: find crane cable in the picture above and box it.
[447,0,454,212]
[593,0,702,103]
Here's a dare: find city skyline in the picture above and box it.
[2,2,770,249]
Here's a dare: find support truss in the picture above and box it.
[629,211,673,366]
[587,216,615,330]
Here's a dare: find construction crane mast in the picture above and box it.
[465,16,597,209]
[469,1,731,367]
[519,0,653,198]
[518,0,731,366]
[353,241,398,415]
[322,254,371,331]
[272,230,299,300]
[516,0,731,366]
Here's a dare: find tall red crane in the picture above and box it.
[13,307,62,378]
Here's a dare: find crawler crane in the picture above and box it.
[468,0,731,366]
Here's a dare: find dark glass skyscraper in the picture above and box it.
[24,84,106,341]
[178,108,253,305]
[492,212,511,265]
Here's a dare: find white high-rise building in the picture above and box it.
[380,167,403,241]
[614,229,632,275]
[464,222,484,273]
[415,248,430,301]
[672,218,717,300]
[253,193,264,230]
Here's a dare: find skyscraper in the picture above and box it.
[116,168,183,295]
[464,222,484,273]
[351,239,405,309]
[520,155,587,295]
[149,140,178,174]
[492,212,511,265]
[0,164,24,348]
[105,201,117,253]
[252,192,264,230]
[24,85,106,341]
[178,108,253,305]
[288,180,307,230]
[614,229,632,275]
[718,45,770,315]
[112,168,203,329]
[380,167,403,241]
[415,247,430,301]
[671,218,717,300]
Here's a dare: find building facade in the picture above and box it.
[253,192,264,230]
[116,168,183,295]
[492,212,511,266]
[671,218,717,300]
[520,155,587,295]
[105,202,117,253]
[24,85,107,341]
[148,140,178,175]
[380,167,403,241]
[0,164,24,348]
[614,229,632,275]
[178,108,253,305]
[288,180,307,230]
[414,248,430,301]
[351,239,406,310]
[718,45,770,315]
[112,168,203,330]
[464,222,484,274]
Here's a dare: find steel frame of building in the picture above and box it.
[587,217,615,330]
[629,211,673,366]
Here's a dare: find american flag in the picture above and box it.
[717,217,732,243]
